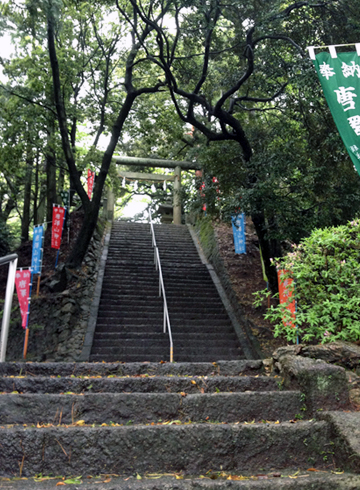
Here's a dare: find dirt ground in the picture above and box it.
[213,219,287,357]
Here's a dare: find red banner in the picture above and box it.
[87,169,95,200]
[51,205,65,249]
[277,269,296,328]
[15,269,31,328]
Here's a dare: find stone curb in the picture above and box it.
[187,225,257,361]
[317,411,360,472]
[79,221,112,361]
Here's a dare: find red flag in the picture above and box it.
[15,269,31,328]
[51,205,65,249]
[87,169,95,200]
[278,269,296,328]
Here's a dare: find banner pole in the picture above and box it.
[36,274,40,297]
[23,270,33,359]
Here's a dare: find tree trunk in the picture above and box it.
[46,146,57,223]
[251,211,279,294]
[66,202,99,269]
[33,148,40,226]
[21,145,33,243]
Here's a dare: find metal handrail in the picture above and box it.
[0,254,18,362]
[148,208,173,362]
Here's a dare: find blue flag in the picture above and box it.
[232,213,246,254]
[31,225,44,274]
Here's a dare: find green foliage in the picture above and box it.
[256,220,360,344]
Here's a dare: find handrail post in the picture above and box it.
[0,254,18,362]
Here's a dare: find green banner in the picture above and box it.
[313,50,360,175]
[60,190,70,207]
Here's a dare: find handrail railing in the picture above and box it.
[0,254,18,362]
[148,208,173,362]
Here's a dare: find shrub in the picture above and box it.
[254,220,360,344]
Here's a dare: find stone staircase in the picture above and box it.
[2,221,360,488]
[89,221,245,362]
[1,360,360,488]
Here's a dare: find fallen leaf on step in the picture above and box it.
[75,420,86,426]
[307,468,321,472]
[227,475,249,480]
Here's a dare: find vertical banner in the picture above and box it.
[60,190,70,208]
[87,169,95,200]
[311,46,360,175]
[31,225,44,275]
[231,213,246,254]
[15,269,31,328]
[51,205,65,249]
[277,269,296,328]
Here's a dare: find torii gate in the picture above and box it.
[107,156,201,225]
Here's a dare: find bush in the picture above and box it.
[254,220,360,344]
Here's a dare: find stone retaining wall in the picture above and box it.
[5,220,108,362]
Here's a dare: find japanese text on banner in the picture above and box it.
[51,206,65,249]
[31,225,44,275]
[87,169,95,200]
[231,213,246,254]
[313,50,360,176]
[15,270,31,328]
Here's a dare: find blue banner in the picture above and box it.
[232,213,246,254]
[31,225,44,274]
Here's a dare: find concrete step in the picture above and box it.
[0,421,331,477]
[0,375,278,394]
[0,391,302,425]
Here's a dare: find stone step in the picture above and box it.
[0,391,302,425]
[99,286,219,295]
[93,332,238,341]
[96,311,230,320]
[97,317,234,335]
[91,339,239,351]
[89,353,246,362]
[94,323,233,332]
[90,346,243,359]
[0,361,264,377]
[98,294,224,306]
[0,375,278,394]
[0,421,331,477]
[2,472,360,489]
[97,304,227,315]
